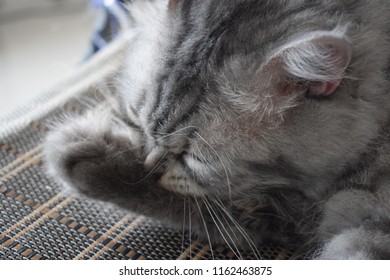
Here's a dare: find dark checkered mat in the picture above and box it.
[0,39,298,260]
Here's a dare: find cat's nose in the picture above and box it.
[144,147,166,170]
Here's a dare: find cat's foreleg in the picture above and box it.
[44,111,187,221]
[43,111,257,246]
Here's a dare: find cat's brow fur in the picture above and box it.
[44,0,390,259]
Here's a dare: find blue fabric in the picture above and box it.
[88,0,129,56]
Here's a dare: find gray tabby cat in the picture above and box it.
[44,0,390,259]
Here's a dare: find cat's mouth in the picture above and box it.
[158,161,208,197]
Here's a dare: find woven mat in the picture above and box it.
[0,37,296,260]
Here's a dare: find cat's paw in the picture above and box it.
[316,189,390,259]
[316,227,390,260]
[316,229,372,259]
[44,111,146,201]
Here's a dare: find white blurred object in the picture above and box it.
[0,0,90,24]
[0,0,97,117]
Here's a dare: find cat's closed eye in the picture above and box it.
[44,0,390,260]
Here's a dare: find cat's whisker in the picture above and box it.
[120,149,169,185]
[210,199,242,249]
[194,145,215,170]
[194,132,233,204]
[210,196,261,259]
[181,197,187,256]
[210,197,261,260]
[194,146,207,163]
[201,196,240,259]
[156,126,198,139]
[112,113,198,142]
[167,194,175,215]
[202,197,243,260]
[93,83,119,102]
[134,125,198,140]
[188,198,192,260]
[194,197,215,260]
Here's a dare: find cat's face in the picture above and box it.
[120,0,387,201]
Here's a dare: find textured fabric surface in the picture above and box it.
[0,38,298,260]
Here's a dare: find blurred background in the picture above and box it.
[0,0,99,117]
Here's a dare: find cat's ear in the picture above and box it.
[260,31,352,97]
[169,0,181,10]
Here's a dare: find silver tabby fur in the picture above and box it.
[44,0,390,259]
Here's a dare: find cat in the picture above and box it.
[44,0,390,259]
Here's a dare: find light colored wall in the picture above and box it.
[0,0,98,117]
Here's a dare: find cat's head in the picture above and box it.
[121,0,388,201]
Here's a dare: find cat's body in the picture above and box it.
[45,0,390,259]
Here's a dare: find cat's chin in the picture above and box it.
[159,162,208,197]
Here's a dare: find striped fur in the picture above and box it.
[45,0,390,259]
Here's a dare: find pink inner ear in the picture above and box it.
[308,79,342,97]
[325,80,342,95]
[169,0,180,10]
